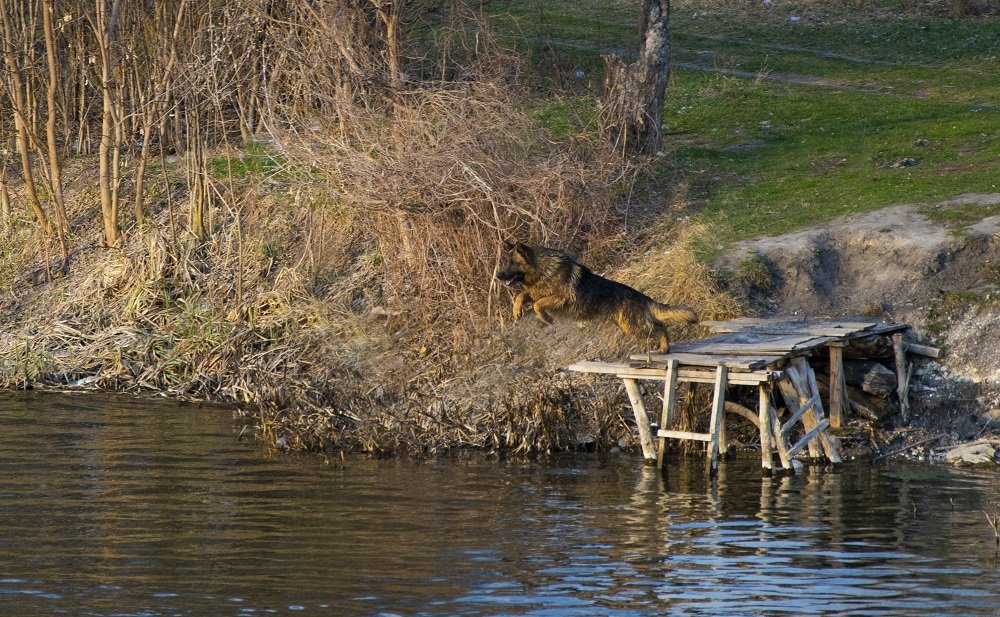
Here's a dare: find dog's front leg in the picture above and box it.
[512,291,531,319]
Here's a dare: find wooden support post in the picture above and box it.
[787,419,831,458]
[892,332,911,422]
[657,358,679,469]
[780,393,819,436]
[758,384,773,471]
[779,359,841,465]
[778,366,822,459]
[798,357,843,464]
[828,343,849,429]
[718,398,729,457]
[623,378,657,463]
[769,403,792,470]
[707,365,728,472]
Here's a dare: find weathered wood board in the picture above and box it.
[567,361,780,385]
[703,318,908,339]
[568,317,907,473]
[628,352,782,371]
[668,333,837,356]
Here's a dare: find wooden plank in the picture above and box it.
[672,331,827,348]
[704,318,879,335]
[708,365,728,470]
[892,333,911,422]
[787,419,831,459]
[768,398,792,470]
[568,361,637,374]
[800,357,842,464]
[673,369,781,385]
[568,361,777,385]
[906,342,942,358]
[622,378,657,463]
[781,365,822,459]
[630,352,781,370]
[657,429,712,442]
[780,393,819,436]
[707,317,878,329]
[862,323,910,336]
[657,359,679,469]
[829,344,846,429]
[758,384,773,471]
[669,336,837,356]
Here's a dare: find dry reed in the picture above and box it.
[0,2,744,457]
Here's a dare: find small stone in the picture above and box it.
[944,441,1000,465]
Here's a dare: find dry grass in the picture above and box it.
[0,3,748,458]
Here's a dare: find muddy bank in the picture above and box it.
[716,192,1000,462]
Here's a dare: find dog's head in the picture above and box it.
[496,242,534,287]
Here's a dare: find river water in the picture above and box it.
[2,392,1000,616]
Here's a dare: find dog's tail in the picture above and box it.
[651,304,699,325]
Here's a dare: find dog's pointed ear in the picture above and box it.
[514,242,535,264]
[502,240,514,252]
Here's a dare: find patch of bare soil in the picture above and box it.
[719,192,1000,461]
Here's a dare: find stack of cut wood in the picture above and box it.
[816,359,897,422]
[815,334,940,424]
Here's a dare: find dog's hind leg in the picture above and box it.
[531,296,562,325]
[657,333,670,353]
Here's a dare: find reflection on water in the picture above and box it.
[1,392,1000,616]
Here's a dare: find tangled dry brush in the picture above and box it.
[0,0,736,456]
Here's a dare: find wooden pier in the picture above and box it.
[568,318,917,473]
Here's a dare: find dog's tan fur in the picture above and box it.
[496,243,698,352]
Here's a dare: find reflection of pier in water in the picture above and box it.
[623,458,998,615]
[569,318,935,473]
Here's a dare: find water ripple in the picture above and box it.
[2,392,1000,615]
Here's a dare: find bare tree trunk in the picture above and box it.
[42,0,70,267]
[187,110,210,240]
[0,0,52,235]
[0,162,10,225]
[601,0,671,155]
[373,0,404,90]
[95,0,121,246]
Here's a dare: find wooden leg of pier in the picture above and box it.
[769,401,793,471]
[802,360,842,464]
[779,365,822,459]
[623,378,657,463]
[892,332,912,423]
[656,359,679,469]
[707,365,728,472]
[758,384,773,471]
[828,343,849,429]
[777,359,842,466]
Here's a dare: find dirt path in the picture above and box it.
[546,35,993,101]
[682,32,984,72]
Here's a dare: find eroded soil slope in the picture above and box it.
[719,192,1000,450]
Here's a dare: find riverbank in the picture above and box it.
[0,0,998,461]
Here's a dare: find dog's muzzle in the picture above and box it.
[496,270,525,286]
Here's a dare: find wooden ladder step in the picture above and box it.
[786,419,831,459]
[780,393,819,436]
[657,429,712,442]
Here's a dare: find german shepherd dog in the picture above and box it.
[496,242,698,352]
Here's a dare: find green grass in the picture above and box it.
[664,71,999,256]
[919,200,1000,227]
[209,141,285,180]
[485,1,1000,259]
